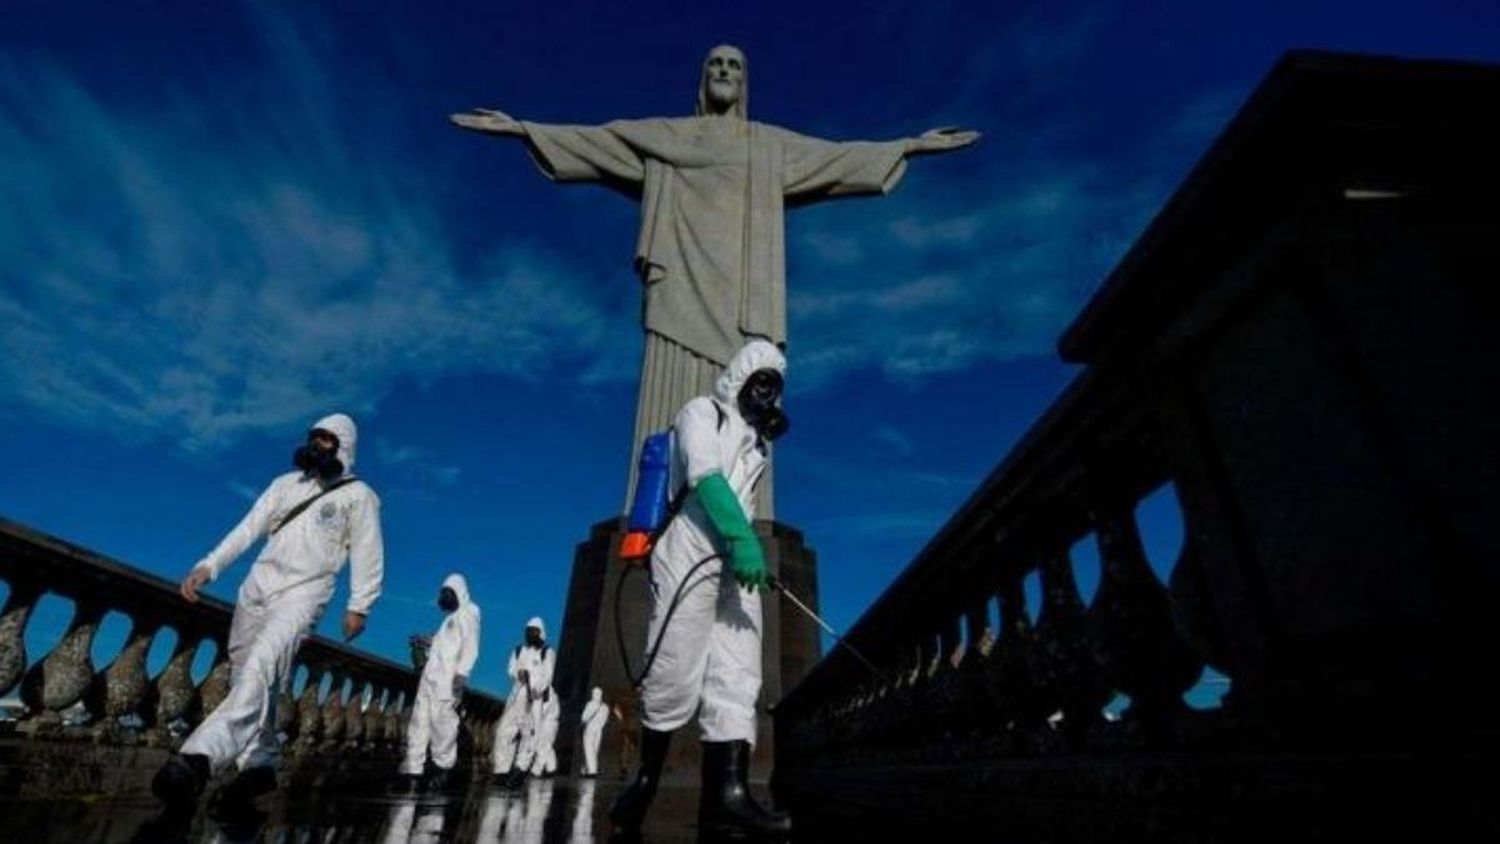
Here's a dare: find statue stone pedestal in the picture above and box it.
[553,517,820,783]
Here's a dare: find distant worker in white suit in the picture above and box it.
[579,687,610,778]
[394,573,481,794]
[529,687,561,778]
[492,616,554,789]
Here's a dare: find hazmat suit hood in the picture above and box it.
[713,340,786,407]
[526,615,547,642]
[442,573,475,615]
[310,413,358,477]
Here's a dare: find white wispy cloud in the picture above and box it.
[227,480,261,503]
[766,1,1245,389]
[0,12,632,452]
[786,96,1227,388]
[868,424,914,456]
[372,437,463,494]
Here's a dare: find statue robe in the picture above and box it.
[519,116,909,367]
[519,116,908,516]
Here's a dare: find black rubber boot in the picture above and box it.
[428,766,463,793]
[390,773,423,795]
[216,765,278,805]
[697,741,791,840]
[501,765,530,791]
[608,727,672,832]
[151,753,211,810]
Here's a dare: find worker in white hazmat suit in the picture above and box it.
[579,687,609,777]
[609,339,792,838]
[529,687,561,777]
[491,616,554,789]
[153,413,384,810]
[394,573,481,794]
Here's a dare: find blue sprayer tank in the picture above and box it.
[622,430,675,560]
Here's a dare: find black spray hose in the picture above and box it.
[614,553,722,688]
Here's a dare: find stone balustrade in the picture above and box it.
[772,51,1499,841]
[0,516,504,770]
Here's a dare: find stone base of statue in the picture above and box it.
[552,516,820,783]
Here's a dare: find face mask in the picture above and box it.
[525,628,543,648]
[293,430,344,480]
[438,587,459,613]
[738,369,789,441]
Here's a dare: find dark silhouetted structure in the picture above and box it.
[772,51,1500,841]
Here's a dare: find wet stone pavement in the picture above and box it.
[0,777,792,843]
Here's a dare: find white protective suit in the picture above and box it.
[579,687,608,776]
[181,413,383,773]
[641,340,783,743]
[491,616,555,774]
[528,687,560,775]
[401,573,482,775]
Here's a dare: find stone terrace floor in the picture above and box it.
[0,777,798,843]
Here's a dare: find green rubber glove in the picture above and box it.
[694,472,768,589]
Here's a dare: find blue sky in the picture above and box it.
[3,1,1497,703]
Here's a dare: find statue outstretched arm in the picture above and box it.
[450,108,525,137]
[904,127,981,155]
[451,107,652,185]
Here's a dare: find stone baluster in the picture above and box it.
[964,600,994,665]
[320,668,348,745]
[952,598,995,735]
[1089,490,1203,728]
[275,680,298,738]
[20,598,106,728]
[384,690,406,745]
[982,573,1040,731]
[472,708,495,757]
[925,614,968,745]
[363,685,388,745]
[85,617,159,734]
[395,697,414,745]
[197,647,232,719]
[0,579,44,697]
[875,644,923,745]
[1032,544,1111,737]
[273,662,298,743]
[343,678,368,745]
[148,633,203,733]
[296,663,327,746]
[1166,532,1235,685]
[921,627,944,680]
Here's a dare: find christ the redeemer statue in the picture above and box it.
[452,45,977,516]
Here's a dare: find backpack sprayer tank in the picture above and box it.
[620,430,676,562]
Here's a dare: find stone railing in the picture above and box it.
[772,51,1498,840]
[0,517,504,768]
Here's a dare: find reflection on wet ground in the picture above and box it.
[0,777,774,843]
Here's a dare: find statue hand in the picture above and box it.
[908,127,981,154]
[450,108,524,136]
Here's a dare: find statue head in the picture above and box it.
[696,44,747,119]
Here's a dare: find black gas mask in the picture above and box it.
[738,368,789,441]
[438,587,460,613]
[293,429,344,481]
[525,626,544,648]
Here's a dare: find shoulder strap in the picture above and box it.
[714,402,726,431]
[270,477,358,536]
